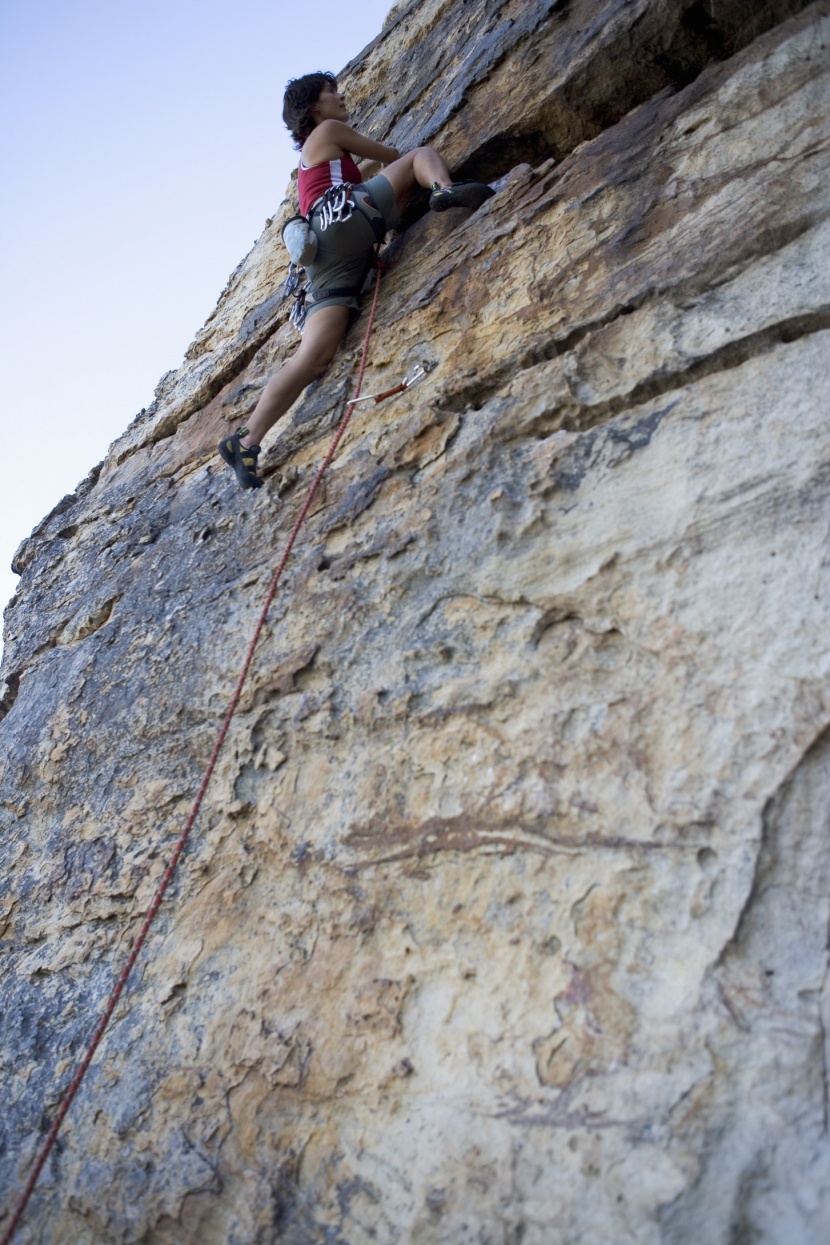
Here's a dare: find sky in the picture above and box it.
[0,0,394,662]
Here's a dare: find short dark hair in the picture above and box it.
[283,72,337,149]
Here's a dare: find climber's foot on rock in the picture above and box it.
[218,429,263,490]
[429,182,495,212]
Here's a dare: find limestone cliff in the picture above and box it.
[2,2,830,1242]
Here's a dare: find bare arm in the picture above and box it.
[302,119,400,167]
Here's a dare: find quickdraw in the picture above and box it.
[316,182,355,231]
[285,268,309,333]
[346,364,427,405]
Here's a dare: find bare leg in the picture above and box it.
[381,147,453,215]
[240,305,350,446]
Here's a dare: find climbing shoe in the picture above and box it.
[429,181,495,212]
[218,429,263,490]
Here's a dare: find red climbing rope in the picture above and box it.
[1,267,384,1245]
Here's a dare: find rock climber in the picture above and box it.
[218,71,494,490]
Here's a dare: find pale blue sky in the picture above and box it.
[0,0,394,660]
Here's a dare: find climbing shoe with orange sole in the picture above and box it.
[429,182,495,212]
[218,429,263,490]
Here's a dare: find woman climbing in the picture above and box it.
[218,71,494,490]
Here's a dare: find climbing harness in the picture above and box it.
[3,265,399,1245]
[282,183,387,333]
[285,258,381,335]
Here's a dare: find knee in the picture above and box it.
[309,356,333,382]
[299,338,338,381]
[313,338,341,374]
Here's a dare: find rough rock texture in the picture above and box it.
[2,2,830,1242]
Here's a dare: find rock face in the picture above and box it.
[2,1,829,1242]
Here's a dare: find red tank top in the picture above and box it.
[298,153,362,216]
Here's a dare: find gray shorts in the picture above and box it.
[304,174,400,323]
